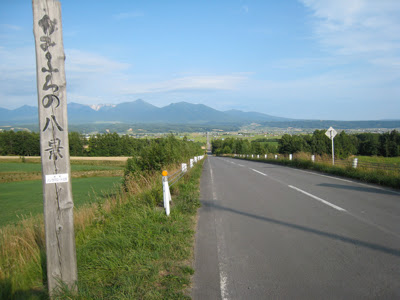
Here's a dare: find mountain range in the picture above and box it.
[0,99,290,125]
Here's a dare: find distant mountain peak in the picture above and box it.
[0,99,290,125]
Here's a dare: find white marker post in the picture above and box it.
[181,163,187,173]
[162,170,171,216]
[325,127,337,165]
[353,158,358,169]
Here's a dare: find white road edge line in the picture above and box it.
[209,163,217,201]
[209,158,230,299]
[237,164,245,167]
[288,185,347,212]
[250,168,268,176]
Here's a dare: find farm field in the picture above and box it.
[0,157,125,227]
[0,176,122,227]
[0,159,125,183]
[0,162,124,173]
[356,155,400,165]
[180,132,283,144]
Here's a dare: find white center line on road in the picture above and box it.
[288,185,347,212]
[250,168,268,176]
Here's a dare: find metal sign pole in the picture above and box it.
[325,127,337,166]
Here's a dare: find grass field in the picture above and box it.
[357,155,400,165]
[0,177,122,227]
[0,162,124,173]
[182,132,282,144]
[0,157,126,227]
[0,160,124,184]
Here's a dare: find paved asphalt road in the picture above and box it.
[192,156,400,299]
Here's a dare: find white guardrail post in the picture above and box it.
[161,156,204,216]
[353,158,358,169]
[162,170,171,216]
[311,155,315,163]
[190,159,194,168]
[289,154,293,160]
[182,163,187,172]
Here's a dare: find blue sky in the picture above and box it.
[0,0,399,120]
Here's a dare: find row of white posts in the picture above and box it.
[235,153,359,168]
[162,155,205,216]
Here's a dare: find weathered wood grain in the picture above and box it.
[32,0,77,296]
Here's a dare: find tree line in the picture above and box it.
[124,134,203,177]
[212,137,278,156]
[212,130,400,158]
[0,131,203,158]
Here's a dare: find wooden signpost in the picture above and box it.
[32,0,77,295]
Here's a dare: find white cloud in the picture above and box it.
[236,68,400,119]
[300,0,400,56]
[120,75,248,95]
[370,57,400,68]
[0,46,36,108]
[66,49,130,73]
[0,46,133,108]
[67,93,107,105]
[0,46,35,77]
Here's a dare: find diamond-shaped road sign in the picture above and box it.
[325,127,337,140]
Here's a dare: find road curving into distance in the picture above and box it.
[192,155,400,299]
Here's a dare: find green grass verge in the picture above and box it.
[59,161,203,299]
[235,157,400,189]
[0,177,122,227]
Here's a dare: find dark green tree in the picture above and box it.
[69,132,84,156]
